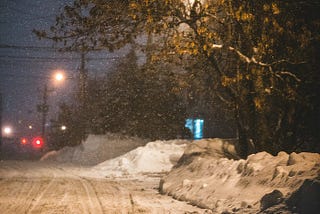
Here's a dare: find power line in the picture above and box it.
[0,56,82,61]
[0,55,123,61]
[0,44,138,60]
[0,44,59,51]
[0,44,126,53]
[0,44,109,52]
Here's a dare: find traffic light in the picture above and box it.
[21,137,27,145]
[32,137,44,149]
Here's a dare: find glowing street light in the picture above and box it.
[54,72,64,82]
[61,125,67,131]
[3,126,13,137]
[3,126,12,135]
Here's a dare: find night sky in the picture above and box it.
[0,0,124,138]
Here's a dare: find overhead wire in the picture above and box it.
[0,44,59,51]
[0,44,135,62]
[0,55,123,61]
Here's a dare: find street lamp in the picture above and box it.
[3,126,12,136]
[61,125,67,131]
[54,71,65,82]
[38,71,65,139]
[2,125,13,140]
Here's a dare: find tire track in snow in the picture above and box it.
[0,179,40,214]
[26,174,57,214]
[0,179,26,212]
[55,167,104,214]
[1,162,211,214]
[92,179,134,213]
[77,177,104,214]
[12,180,37,213]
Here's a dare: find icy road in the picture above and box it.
[0,161,208,214]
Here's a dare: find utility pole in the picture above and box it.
[37,83,49,138]
[78,52,88,107]
[77,51,88,139]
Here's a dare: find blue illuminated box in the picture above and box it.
[185,118,204,140]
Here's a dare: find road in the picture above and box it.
[0,161,210,214]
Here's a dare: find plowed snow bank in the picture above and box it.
[41,134,148,165]
[160,138,320,213]
[90,140,188,177]
[41,134,189,177]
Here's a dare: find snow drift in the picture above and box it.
[41,133,148,165]
[159,138,320,213]
[41,134,189,177]
[89,139,189,177]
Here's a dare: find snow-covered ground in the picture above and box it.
[0,161,209,214]
[32,135,320,213]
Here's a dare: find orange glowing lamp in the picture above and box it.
[21,138,28,145]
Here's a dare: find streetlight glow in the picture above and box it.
[3,126,12,135]
[54,72,64,82]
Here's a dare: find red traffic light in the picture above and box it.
[21,138,28,145]
[32,137,44,148]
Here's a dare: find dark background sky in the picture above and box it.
[0,0,124,138]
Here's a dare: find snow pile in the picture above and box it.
[88,140,189,177]
[41,133,148,165]
[41,134,189,177]
[160,138,320,213]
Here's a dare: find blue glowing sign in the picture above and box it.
[185,118,204,140]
